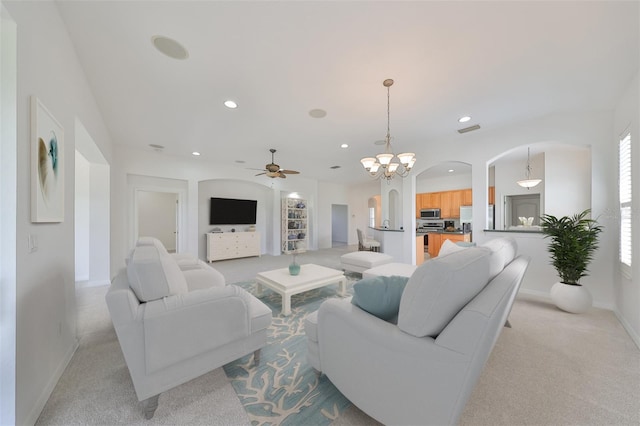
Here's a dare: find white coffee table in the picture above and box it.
[255,264,347,316]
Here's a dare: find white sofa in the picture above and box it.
[107,239,272,419]
[305,237,529,425]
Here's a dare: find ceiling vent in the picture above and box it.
[457,124,481,134]
[330,165,341,169]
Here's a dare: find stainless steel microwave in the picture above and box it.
[420,208,441,219]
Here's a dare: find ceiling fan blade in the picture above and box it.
[278,173,287,178]
[280,169,300,174]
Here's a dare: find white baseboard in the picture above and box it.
[614,309,640,350]
[518,288,615,310]
[76,279,110,288]
[24,339,79,426]
[519,289,639,350]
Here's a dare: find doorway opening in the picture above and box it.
[331,204,348,247]
[74,119,110,288]
[135,190,179,252]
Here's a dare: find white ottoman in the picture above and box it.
[363,262,418,279]
[340,251,393,274]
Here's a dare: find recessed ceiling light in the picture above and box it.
[235,160,246,164]
[151,35,189,60]
[340,144,349,148]
[458,116,471,123]
[149,143,164,151]
[192,151,200,156]
[309,109,327,118]
[224,100,238,109]
[448,169,454,173]
[374,140,386,146]
[330,165,341,169]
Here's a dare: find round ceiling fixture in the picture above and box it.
[309,109,327,118]
[224,100,238,109]
[151,35,189,60]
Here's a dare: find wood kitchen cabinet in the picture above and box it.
[428,232,471,258]
[422,192,441,209]
[441,190,463,218]
[462,188,473,206]
[488,186,495,205]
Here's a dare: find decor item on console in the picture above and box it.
[360,79,415,181]
[539,209,603,313]
[516,147,542,189]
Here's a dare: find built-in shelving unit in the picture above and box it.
[282,197,308,253]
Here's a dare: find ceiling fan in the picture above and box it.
[254,148,300,179]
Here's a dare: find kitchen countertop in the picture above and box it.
[416,230,470,235]
[369,227,404,232]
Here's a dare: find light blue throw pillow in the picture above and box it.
[351,275,409,320]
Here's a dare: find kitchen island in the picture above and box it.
[425,231,472,260]
[369,227,404,262]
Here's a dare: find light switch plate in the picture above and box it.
[28,234,38,253]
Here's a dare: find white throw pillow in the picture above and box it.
[438,239,468,257]
[127,245,188,302]
[480,237,518,279]
[398,247,491,338]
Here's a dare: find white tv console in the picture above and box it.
[206,231,261,262]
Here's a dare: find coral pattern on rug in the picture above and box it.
[223,282,352,426]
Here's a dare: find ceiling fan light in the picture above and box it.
[517,179,542,188]
[376,153,394,166]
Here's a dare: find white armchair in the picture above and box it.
[357,228,381,252]
[107,242,271,419]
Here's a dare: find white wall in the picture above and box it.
[347,180,382,245]
[3,2,113,424]
[544,148,591,218]
[0,5,17,424]
[613,72,639,347]
[416,171,472,193]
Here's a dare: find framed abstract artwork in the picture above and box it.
[31,96,64,222]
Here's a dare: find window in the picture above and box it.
[369,207,375,228]
[619,131,632,275]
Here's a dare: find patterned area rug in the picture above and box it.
[223,281,354,426]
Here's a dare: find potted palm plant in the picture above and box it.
[539,209,603,313]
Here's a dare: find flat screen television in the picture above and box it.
[209,197,257,225]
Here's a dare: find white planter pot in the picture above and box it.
[550,282,592,314]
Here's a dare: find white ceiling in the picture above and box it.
[55,1,639,184]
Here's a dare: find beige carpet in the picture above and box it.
[37,250,640,425]
[336,294,640,426]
